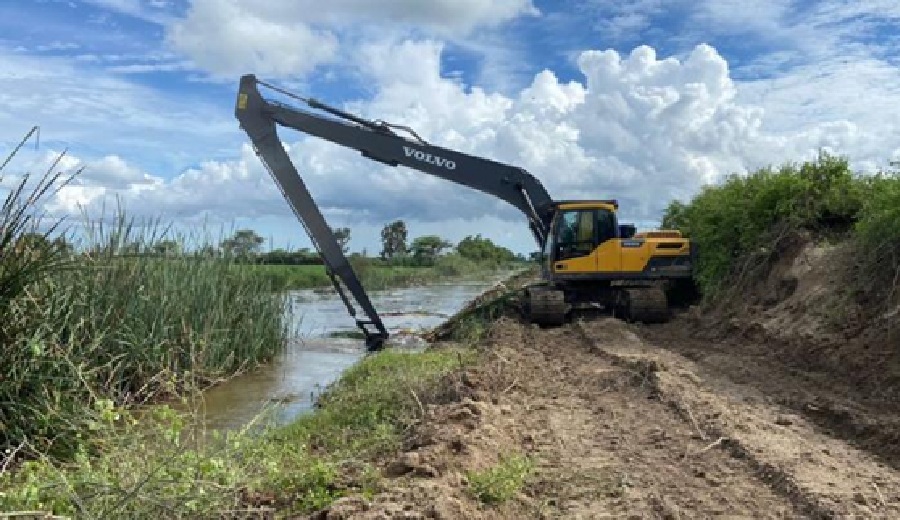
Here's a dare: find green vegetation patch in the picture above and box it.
[277,347,474,458]
[855,172,900,290]
[0,134,289,458]
[0,346,477,518]
[663,152,899,299]
[245,254,514,291]
[0,245,287,457]
[467,453,535,505]
[245,263,332,290]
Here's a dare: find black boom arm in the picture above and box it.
[234,74,555,350]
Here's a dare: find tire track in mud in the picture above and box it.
[321,313,895,519]
[640,319,900,474]
[515,320,802,519]
[575,317,900,519]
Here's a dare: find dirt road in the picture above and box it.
[318,315,900,519]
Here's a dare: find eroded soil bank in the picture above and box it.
[315,310,900,519]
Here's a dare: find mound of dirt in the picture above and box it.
[685,233,900,402]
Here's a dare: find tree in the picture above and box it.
[380,220,408,260]
[410,235,452,265]
[457,234,516,264]
[332,227,351,254]
[221,229,264,258]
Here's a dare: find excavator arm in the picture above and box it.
[234,74,555,351]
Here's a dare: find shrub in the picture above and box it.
[432,253,478,277]
[854,170,900,296]
[662,151,866,294]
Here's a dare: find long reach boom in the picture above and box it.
[235,74,556,350]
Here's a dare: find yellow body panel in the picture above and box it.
[595,240,622,271]
[546,203,692,278]
[551,238,691,275]
[619,242,649,272]
[553,254,596,273]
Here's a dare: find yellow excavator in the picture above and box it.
[235,75,697,350]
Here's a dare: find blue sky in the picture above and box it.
[1,0,899,254]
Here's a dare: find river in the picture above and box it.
[195,271,516,431]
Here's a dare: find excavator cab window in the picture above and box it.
[597,209,618,243]
[551,208,619,262]
[554,209,596,261]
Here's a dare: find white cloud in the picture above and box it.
[0,50,238,175]
[80,0,176,25]
[580,0,667,42]
[167,1,339,78]
[165,0,538,78]
[20,40,899,254]
[200,0,539,34]
[687,0,900,70]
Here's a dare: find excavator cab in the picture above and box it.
[543,200,621,276]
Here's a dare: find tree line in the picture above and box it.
[14,219,529,267]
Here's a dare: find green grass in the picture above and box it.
[246,263,443,291]
[0,347,477,518]
[0,244,288,458]
[278,348,474,457]
[245,263,331,290]
[467,454,534,505]
[0,132,289,458]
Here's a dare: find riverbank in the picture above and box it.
[0,270,528,518]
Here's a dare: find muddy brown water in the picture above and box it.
[195,271,518,431]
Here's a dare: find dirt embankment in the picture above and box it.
[681,234,900,403]
[313,238,900,519]
[647,234,900,468]
[317,313,900,519]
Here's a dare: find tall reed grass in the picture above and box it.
[1,128,288,457]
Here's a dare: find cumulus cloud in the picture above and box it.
[167,1,339,78]
[166,0,538,77]
[25,39,898,255]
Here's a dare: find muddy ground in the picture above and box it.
[314,311,900,519]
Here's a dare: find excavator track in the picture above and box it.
[615,286,670,324]
[525,286,569,326]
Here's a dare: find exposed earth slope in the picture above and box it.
[316,306,900,519]
[312,235,900,519]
